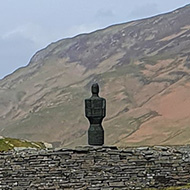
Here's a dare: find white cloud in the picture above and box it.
[128,3,159,20]
[96,9,115,18]
[1,23,65,50]
[66,23,102,37]
[2,24,47,47]
[0,34,36,79]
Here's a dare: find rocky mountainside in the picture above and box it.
[1,5,190,147]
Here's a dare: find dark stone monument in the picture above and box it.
[85,83,106,146]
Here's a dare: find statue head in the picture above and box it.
[91,83,99,95]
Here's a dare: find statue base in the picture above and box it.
[88,124,104,146]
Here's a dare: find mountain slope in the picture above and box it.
[1,5,190,147]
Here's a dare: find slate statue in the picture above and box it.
[85,83,106,146]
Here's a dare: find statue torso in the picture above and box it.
[85,96,106,124]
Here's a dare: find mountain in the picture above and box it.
[1,5,190,147]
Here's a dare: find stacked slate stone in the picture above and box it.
[0,145,190,189]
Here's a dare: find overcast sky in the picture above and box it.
[0,0,189,79]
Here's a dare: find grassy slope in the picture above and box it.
[0,137,45,152]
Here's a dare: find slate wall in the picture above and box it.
[0,145,190,190]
